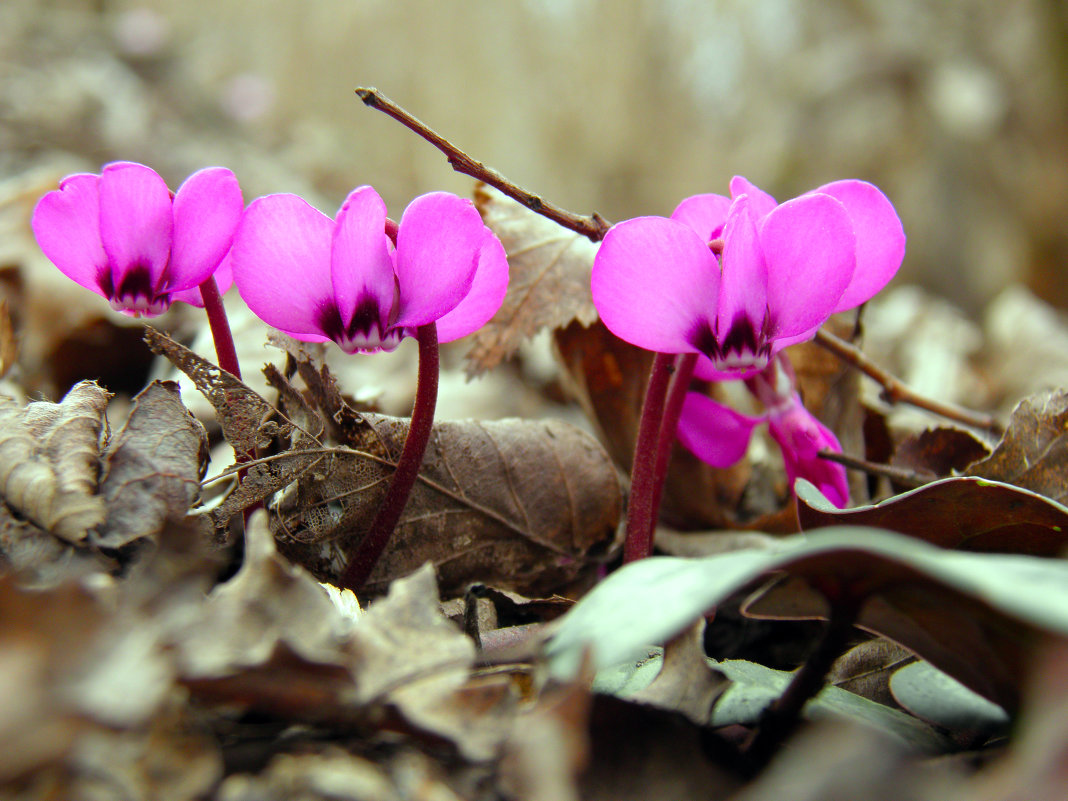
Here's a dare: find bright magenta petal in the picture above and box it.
[762,193,855,339]
[31,173,108,296]
[815,180,905,312]
[716,195,768,336]
[592,216,720,354]
[98,162,173,289]
[670,193,731,241]
[677,392,763,468]
[230,194,335,336]
[170,167,244,291]
[435,227,509,343]
[330,186,396,330]
[767,401,849,508]
[729,176,778,220]
[393,192,483,328]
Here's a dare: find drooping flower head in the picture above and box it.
[229,186,508,354]
[592,176,905,378]
[676,354,850,508]
[32,161,243,316]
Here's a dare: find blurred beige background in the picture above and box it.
[3,0,1067,315]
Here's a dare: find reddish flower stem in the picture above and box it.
[340,322,439,592]
[198,275,242,380]
[647,353,698,532]
[623,352,676,563]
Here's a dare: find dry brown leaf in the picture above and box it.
[0,380,109,542]
[628,620,729,725]
[275,413,623,597]
[93,381,208,550]
[466,184,600,376]
[966,389,1068,504]
[0,298,15,380]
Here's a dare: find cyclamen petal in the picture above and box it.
[31,173,108,296]
[714,195,769,368]
[814,180,906,312]
[393,192,485,328]
[766,400,849,508]
[434,228,509,343]
[230,193,336,338]
[676,392,763,468]
[170,167,245,291]
[670,193,731,241]
[761,192,855,339]
[331,186,397,337]
[592,216,721,355]
[98,162,174,298]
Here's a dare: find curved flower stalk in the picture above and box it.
[677,354,850,508]
[32,161,245,378]
[594,176,901,559]
[230,185,508,591]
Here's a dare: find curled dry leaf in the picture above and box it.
[93,381,209,549]
[0,380,109,542]
[466,184,600,376]
[891,427,991,480]
[966,389,1068,504]
[275,413,623,597]
[796,476,1068,556]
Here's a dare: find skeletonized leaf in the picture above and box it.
[966,389,1068,504]
[93,381,208,549]
[796,476,1068,555]
[144,327,286,456]
[276,413,624,597]
[466,184,600,376]
[0,380,109,542]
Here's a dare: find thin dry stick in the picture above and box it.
[355,87,611,242]
[814,328,1002,435]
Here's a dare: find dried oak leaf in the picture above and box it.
[465,184,600,376]
[275,414,623,597]
[965,389,1068,504]
[0,380,109,542]
[93,381,208,549]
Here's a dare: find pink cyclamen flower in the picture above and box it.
[229,186,508,353]
[32,161,243,316]
[677,390,850,508]
[592,176,904,377]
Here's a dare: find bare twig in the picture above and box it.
[355,87,611,242]
[814,328,1002,436]
[817,449,932,488]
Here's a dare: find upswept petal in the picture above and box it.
[31,173,108,295]
[814,180,905,312]
[767,402,849,508]
[230,193,335,336]
[331,186,396,330]
[434,227,509,343]
[677,392,763,468]
[170,167,244,291]
[393,192,484,328]
[716,195,768,335]
[762,193,855,339]
[670,193,731,241]
[591,216,720,354]
[729,176,778,221]
[98,162,173,289]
